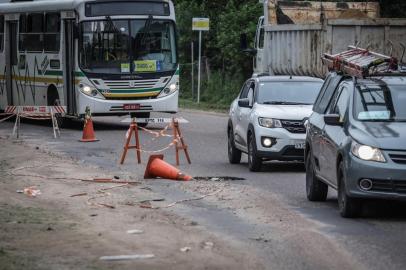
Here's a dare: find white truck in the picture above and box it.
[242,0,406,78]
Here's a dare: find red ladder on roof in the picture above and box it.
[322,46,399,78]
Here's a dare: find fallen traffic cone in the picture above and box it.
[144,155,192,181]
[80,106,99,142]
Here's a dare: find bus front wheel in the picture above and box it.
[130,112,150,128]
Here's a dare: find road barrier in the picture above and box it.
[120,117,191,166]
[1,106,65,139]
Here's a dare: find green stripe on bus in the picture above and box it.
[42,70,85,77]
[109,88,162,94]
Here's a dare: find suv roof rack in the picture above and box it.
[322,45,406,78]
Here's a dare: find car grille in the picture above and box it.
[389,153,406,165]
[370,179,406,194]
[281,120,306,134]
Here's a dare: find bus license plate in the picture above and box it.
[124,104,140,110]
[294,142,306,149]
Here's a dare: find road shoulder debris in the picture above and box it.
[0,137,263,270]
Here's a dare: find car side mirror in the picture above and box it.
[238,98,251,108]
[324,114,343,126]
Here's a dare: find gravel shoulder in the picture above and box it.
[0,136,264,270]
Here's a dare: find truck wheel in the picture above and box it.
[338,162,362,218]
[228,127,241,164]
[306,151,328,201]
[247,132,262,172]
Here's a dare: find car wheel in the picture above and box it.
[337,162,362,218]
[247,132,262,172]
[228,127,242,164]
[306,151,328,201]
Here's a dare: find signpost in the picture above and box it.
[192,18,210,104]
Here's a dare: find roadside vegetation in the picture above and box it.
[175,0,406,110]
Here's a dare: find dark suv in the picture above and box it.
[305,72,406,218]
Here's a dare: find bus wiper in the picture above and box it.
[105,16,120,34]
[141,15,154,45]
[263,101,311,105]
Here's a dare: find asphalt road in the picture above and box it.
[1,109,406,270]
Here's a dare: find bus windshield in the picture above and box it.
[80,19,177,74]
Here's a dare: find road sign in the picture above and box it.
[192,18,210,104]
[192,18,210,31]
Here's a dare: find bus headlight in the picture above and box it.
[158,82,178,98]
[79,83,105,99]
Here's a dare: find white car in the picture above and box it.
[227,75,323,171]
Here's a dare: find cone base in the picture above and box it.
[79,138,99,142]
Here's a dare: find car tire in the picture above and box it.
[247,132,262,172]
[306,151,328,201]
[228,127,242,164]
[337,162,362,218]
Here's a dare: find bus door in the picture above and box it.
[5,19,18,105]
[62,16,76,115]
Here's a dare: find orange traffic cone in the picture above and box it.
[80,106,99,142]
[144,155,192,181]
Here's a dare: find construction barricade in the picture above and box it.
[1,106,66,139]
[120,117,191,166]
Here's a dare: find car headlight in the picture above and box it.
[258,117,282,128]
[351,142,386,163]
[158,82,178,98]
[79,83,105,99]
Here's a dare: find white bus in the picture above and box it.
[0,0,179,121]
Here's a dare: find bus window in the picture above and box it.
[19,13,44,52]
[44,13,60,52]
[0,16,4,52]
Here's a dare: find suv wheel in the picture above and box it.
[247,132,262,172]
[337,162,362,218]
[306,151,328,201]
[228,127,241,164]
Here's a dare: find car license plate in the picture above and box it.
[294,142,306,149]
[123,104,140,110]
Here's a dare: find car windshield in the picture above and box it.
[257,81,322,105]
[80,19,177,74]
[354,84,406,122]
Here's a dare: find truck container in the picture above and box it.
[245,1,406,78]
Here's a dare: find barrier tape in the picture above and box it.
[19,113,53,120]
[0,113,15,123]
[0,112,15,116]
[135,138,180,154]
[138,124,173,138]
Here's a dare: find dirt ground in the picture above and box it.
[0,136,264,270]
